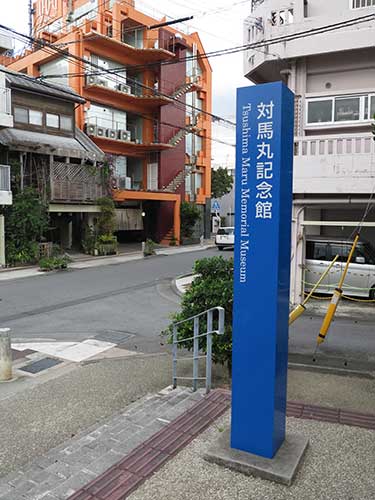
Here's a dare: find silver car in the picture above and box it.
[304,236,375,299]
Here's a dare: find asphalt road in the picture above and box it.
[0,249,223,353]
[0,247,374,365]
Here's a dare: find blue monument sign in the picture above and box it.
[231,82,294,459]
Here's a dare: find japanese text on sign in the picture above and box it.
[255,101,274,220]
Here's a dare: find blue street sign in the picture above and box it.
[212,200,221,212]
[231,82,294,459]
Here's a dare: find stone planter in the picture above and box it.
[96,242,118,256]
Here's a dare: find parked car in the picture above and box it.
[215,227,234,250]
[305,236,375,299]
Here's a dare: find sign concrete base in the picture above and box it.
[204,430,309,486]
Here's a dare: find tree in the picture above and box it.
[165,256,234,371]
[4,188,49,265]
[211,167,233,199]
[180,201,201,239]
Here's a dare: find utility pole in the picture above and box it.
[28,0,34,39]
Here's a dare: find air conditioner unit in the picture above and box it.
[117,83,131,94]
[86,75,99,86]
[119,130,131,142]
[106,128,118,140]
[86,123,97,135]
[190,154,197,164]
[96,126,106,137]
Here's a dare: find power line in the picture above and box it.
[0,23,235,128]
[10,11,374,77]
[2,12,374,132]
[0,64,234,150]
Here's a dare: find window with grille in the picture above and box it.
[352,0,375,8]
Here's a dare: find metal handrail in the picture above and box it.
[172,306,225,394]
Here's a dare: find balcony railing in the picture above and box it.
[293,134,375,194]
[294,134,375,157]
[0,88,11,115]
[0,165,10,191]
[51,162,106,202]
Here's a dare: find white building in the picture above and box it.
[0,33,13,265]
[244,0,375,304]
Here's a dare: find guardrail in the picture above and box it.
[171,306,225,393]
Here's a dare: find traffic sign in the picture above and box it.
[212,200,221,212]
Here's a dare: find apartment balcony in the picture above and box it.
[83,77,172,111]
[293,134,375,195]
[85,120,173,157]
[82,31,176,66]
[245,0,375,82]
[0,165,12,205]
[50,162,107,203]
[0,88,13,129]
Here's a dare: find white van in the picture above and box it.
[305,237,375,299]
[215,227,234,250]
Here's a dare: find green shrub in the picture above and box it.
[165,256,234,371]
[97,197,116,236]
[97,234,117,244]
[4,188,49,265]
[180,201,201,239]
[39,256,70,272]
[81,225,97,255]
[144,239,156,256]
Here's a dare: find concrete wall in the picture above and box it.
[245,1,375,81]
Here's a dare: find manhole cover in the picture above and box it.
[95,331,133,344]
[19,357,62,374]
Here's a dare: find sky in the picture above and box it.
[1,0,252,166]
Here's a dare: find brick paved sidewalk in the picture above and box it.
[1,387,374,500]
[0,387,204,500]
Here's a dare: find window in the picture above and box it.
[29,109,43,126]
[60,115,73,131]
[14,107,28,124]
[330,243,352,262]
[307,93,375,125]
[307,100,332,124]
[352,0,375,8]
[217,228,234,235]
[334,97,360,122]
[370,96,375,120]
[14,107,43,126]
[306,241,330,261]
[46,113,59,128]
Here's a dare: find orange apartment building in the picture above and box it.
[6,0,212,244]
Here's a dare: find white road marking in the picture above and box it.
[12,339,116,362]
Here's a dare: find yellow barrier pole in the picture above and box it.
[317,235,360,345]
[289,255,339,325]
